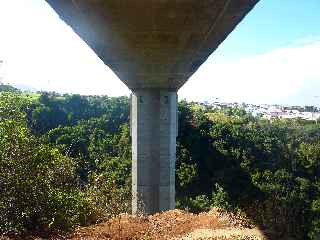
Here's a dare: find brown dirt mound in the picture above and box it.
[1,209,269,240]
[63,209,267,240]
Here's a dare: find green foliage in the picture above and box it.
[0,119,80,234]
[84,178,131,220]
[211,183,232,211]
[1,87,320,238]
[46,189,93,230]
[30,93,129,134]
[0,90,131,235]
[176,102,320,238]
[177,162,198,188]
[186,195,212,213]
[0,91,30,123]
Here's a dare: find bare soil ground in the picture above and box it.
[66,209,268,240]
[1,209,272,240]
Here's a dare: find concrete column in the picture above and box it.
[131,89,177,215]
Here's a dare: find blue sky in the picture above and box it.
[0,0,320,106]
[216,0,320,60]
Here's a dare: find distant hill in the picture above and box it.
[0,83,19,92]
[11,83,39,92]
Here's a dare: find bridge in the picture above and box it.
[45,0,259,215]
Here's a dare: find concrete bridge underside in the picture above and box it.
[46,0,259,215]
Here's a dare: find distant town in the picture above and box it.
[1,79,320,122]
[195,99,320,121]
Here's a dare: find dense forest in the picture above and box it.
[0,84,319,239]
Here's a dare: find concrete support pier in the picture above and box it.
[46,0,259,216]
[131,89,177,215]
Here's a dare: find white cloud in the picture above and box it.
[179,39,320,106]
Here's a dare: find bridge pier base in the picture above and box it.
[131,89,177,215]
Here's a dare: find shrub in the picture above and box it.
[84,176,131,221]
[211,183,232,211]
[0,119,84,234]
[188,195,212,212]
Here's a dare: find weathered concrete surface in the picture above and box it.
[45,0,259,214]
[131,90,177,214]
[45,0,259,90]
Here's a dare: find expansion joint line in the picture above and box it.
[182,0,232,87]
[198,0,232,53]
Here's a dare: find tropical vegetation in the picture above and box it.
[0,84,319,239]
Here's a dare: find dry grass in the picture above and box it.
[1,209,271,240]
[63,209,267,240]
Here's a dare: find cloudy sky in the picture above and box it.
[0,0,320,106]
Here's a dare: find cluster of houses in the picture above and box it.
[246,105,320,121]
[201,100,320,121]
